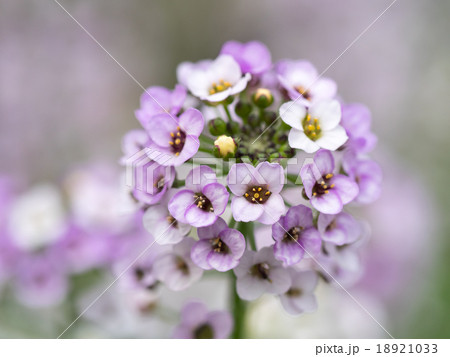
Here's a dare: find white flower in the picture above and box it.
[177,55,251,102]
[280,99,348,153]
[8,184,67,251]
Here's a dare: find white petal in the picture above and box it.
[309,100,341,130]
[288,129,320,153]
[279,101,306,130]
[315,125,348,151]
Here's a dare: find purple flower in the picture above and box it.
[153,239,203,291]
[143,189,191,245]
[172,301,233,339]
[177,55,251,102]
[227,162,286,225]
[135,85,187,131]
[341,103,377,154]
[279,270,318,315]
[233,247,291,301]
[343,151,382,204]
[317,212,361,245]
[13,252,68,308]
[276,60,337,105]
[191,217,246,272]
[145,108,204,166]
[130,160,175,205]
[301,150,359,214]
[169,166,228,227]
[318,241,363,287]
[120,129,151,165]
[272,205,321,266]
[280,100,348,153]
[220,40,272,75]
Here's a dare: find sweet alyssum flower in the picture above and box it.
[145,108,205,166]
[317,212,361,246]
[135,84,187,131]
[227,162,285,224]
[272,204,321,266]
[301,149,359,214]
[143,189,191,245]
[280,99,348,153]
[172,301,233,339]
[178,54,251,102]
[169,166,228,227]
[153,238,203,291]
[341,103,377,154]
[191,217,245,272]
[279,270,319,315]
[234,247,291,301]
[276,59,337,105]
[220,40,272,76]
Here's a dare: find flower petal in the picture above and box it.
[257,193,286,225]
[311,191,343,214]
[231,197,264,222]
[288,129,320,153]
[168,190,195,223]
[185,205,217,227]
[255,162,285,194]
[279,101,306,130]
[315,125,348,151]
[309,100,341,130]
[330,175,359,205]
[227,163,257,195]
[178,108,205,137]
[202,182,229,215]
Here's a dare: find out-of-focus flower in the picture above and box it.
[7,184,67,251]
[135,85,187,131]
[301,150,358,214]
[143,189,191,245]
[317,212,361,245]
[172,301,233,339]
[227,162,285,224]
[146,108,204,166]
[234,247,291,300]
[341,103,377,154]
[220,40,272,76]
[191,217,245,272]
[280,100,347,153]
[343,151,382,204]
[276,60,336,105]
[272,204,321,266]
[178,55,251,102]
[169,166,228,227]
[153,239,203,291]
[279,270,318,315]
[120,130,152,165]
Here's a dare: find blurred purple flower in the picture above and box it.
[234,247,291,301]
[169,166,228,227]
[301,150,358,214]
[135,85,187,130]
[340,103,377,154]
[191,217,246,272]
[120,129,152,165]
[172,301,233,339]
[317,212,361,245]
[228,162,285,225]
[272,204,321,266]
[279,270,318,315]
[153,239,203,291]
[220,40,272,75]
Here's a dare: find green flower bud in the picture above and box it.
[252,88,274,108]
[226,121,240,135]
[208,118,227,136]
[235,101,252,118]
[247,114,260,128]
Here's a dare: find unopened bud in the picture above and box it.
[208,118,227,136]
[214,135,237,158]
[252,88,274,108]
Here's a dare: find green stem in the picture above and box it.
[230,272,246,339]
[223,104,234,122]
[198,145,213,154]
[199,133,215,145]
[286,173,303,185]
[237,221,256,251]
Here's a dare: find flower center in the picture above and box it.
[302,113,322,141]
[166,215,178,229]
[211,237,229,253]
[295,85,312,100]
[209,79,232,95]
[251,262,272,281]
[194,324,214,339]
[286,287,303,297]
[312,173,335,197]
[175,256,190,275]
[193,193,214,212]
[244,186,271,204]
[155,177,165,192]
[283,226,303,242]
[169,126,186,156]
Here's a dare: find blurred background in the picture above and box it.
[1,0,449,338]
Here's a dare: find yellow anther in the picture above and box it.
[245,193,249,197]
[311,132,316,137]
[316,125,321,130]
[209,89,216,95]
[175,152,180,156]
[265,191,271,195]
[330,184,335,188]
[170,132,175,138]
[254,193,260,199]
[313,192,317,196]
[252,197,256,202]
[314,118,318,123]
[175,138,181,145]
[306,114,311,122]
[177,132,181,137]
[308,125,315,131]
[259,198,263,202]
[169,141,174,145]
[216,85,224,91]
[258,187,262,191]
[224,81,231,87]
[253,188,256,192]
[323,185,328,189]
[325,190,329,194]
[321,181,325,185]
[325,173,333,179]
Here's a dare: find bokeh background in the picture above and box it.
[1,0,449,338]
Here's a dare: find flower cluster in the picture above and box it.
[121,40,381,338]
